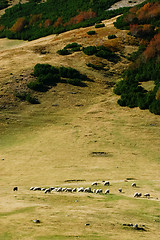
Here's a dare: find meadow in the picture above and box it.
[0,16,160,240]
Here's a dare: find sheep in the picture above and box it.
[99,189,102,193]
[84,187,92,193]
[77,187,84,192]
[41,188,46,191]
[134,192,139,197]
[92,189,96,193]
[33,187,41,191]
[119,188,122,193]
[50,187,55,191]
[65,188,72,192]
[30,187,34,190]
[134,192,141,198]
[56,187,62,192]
[105,189,110,194]
[72,188,77,192]
[91,182,97,186]
[132,183,136,187]
[96,189,100,194]
[13,187,18,191]
[62,188,66,192]
[144,193,150,198]
[104,181,110,186]
[44,188,51,193]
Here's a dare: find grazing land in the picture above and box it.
[0,11,160,240]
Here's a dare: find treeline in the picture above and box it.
[114,0,160,115]
[0,0,8,10]
[0,0,129,40]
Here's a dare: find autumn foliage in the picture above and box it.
[29,14,42,25]
[137,2,160,21]
[143,33,160,60]
[130,24,154,38]
[10,17,26,33]
[64,10,96,26]
[53,17,63,28]
[44,19,52,28]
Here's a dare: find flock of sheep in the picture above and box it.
[27,181,151,198]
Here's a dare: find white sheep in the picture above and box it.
[91,182,97,186]
[132,183,136,187]
[144,193,150,198]
[105,189,110,194]
[104,181,110,186]
[84,187,92,193]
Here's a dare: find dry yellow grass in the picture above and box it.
[0,16,160,240]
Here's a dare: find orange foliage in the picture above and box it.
[53,17,63,28]
[0,25,4,31]
[44,19,52,28]
[130,24,142,37]
[137,2,160,21]
[143,33,160,60]
[10,17,26,33]
[29,14,42,25]
[64,10,96,26]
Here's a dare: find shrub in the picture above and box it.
[57,49,71,55]
[59,66,86,80]
[38,73,60,86]
[67,78,87,87]
[149,99,160,115]
[95,23,105,28]
[108,34,117,39]
[15,91,40,104]
[34,63,59,76]
[27,81,48,92]
[87,30,96,35]
[82,46,97,55]
[64,42,82,49]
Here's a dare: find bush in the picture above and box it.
[27,81,48,92]
[67,78,87,87]
[59,66,87,80]
[34,63,59,77]
[87,30,96,35]
[82,46,97,55]
[149,99,160,115]
[64,42,82,49]
[15,91,40,104]
[108,34,117,39]
[38,73,60,86]
[57,49,71,55]
[86,63,104,70]
[95,23,105,28]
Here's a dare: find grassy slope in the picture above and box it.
[0,16,160,240]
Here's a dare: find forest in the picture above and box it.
[114,0,160,115]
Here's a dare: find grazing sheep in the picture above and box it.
[99,189,102,193]
[44,188,51,193]
[65,188,72,192]
[119,188,122,193]
[134,192,141,198]
[33,187,41,191]
[91,182,97,186]
[144,193,150,198]
[30,187,34,190]
[62,188,66,192]
[104,181,110,186]
[84,187,92,193]
[56,187,62,192]
[132,183,136,187]
[72,188,77,192]
[77,187,84,192]
[92,189,96,193]
[41,188,46,191]
[96,189,100,194]
[105,189,110,194]
[13,187,18,191]
[50,187,55,191]
[134,192,139,197]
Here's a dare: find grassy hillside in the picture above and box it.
[0,15,160,240]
